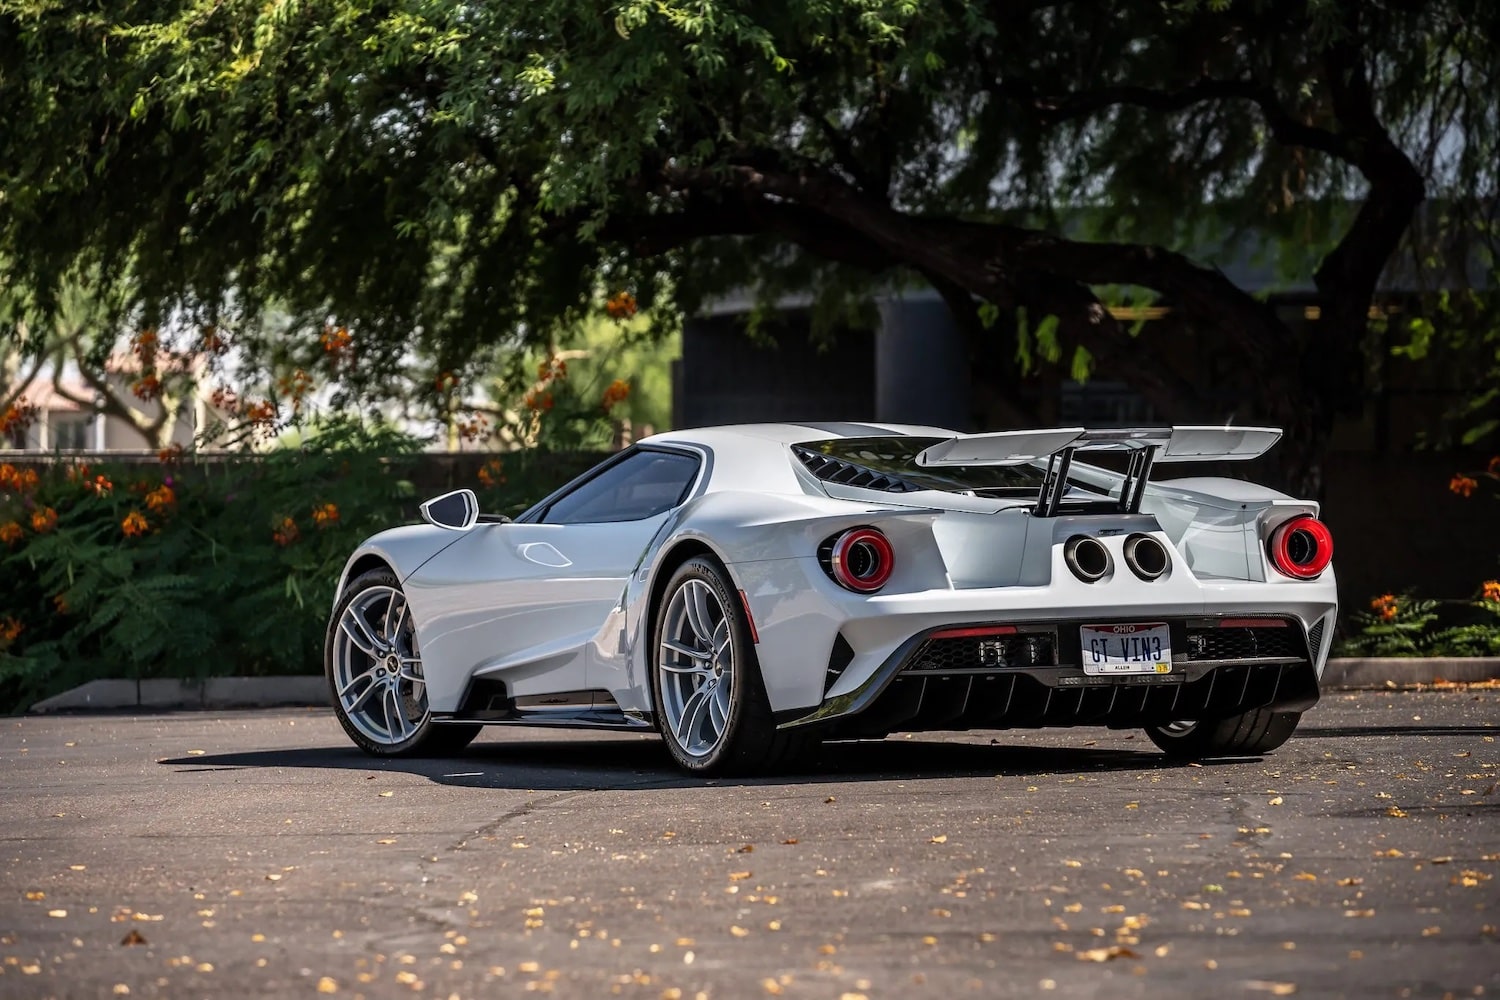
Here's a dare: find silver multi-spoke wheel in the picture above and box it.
[658,577,735,758]
[331,584,428,747]
[650,556,817,775]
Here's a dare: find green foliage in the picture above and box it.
[1337,593,1441,657]
[1390,277,1500,450]
[0,422,595,712]
[1338,587,1500,658]
[3,0,1496,469]
[473,312,679,453]
[1429,596,1500,656]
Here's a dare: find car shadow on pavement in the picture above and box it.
[159,735,1207,791]
[1296,723,1500,739]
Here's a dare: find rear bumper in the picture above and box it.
[779,614,1324,734]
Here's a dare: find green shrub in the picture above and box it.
[1336,592,1441,657]
[1428,584,1500,656]
[0,422,597,712]
[1337,586,1500,658]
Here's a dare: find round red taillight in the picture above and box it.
[829,528,894,593]
[1268,515,1333,579]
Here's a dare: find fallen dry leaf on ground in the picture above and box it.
[1077,946,1138,962]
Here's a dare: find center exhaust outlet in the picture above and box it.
[1063,535,1112,583]
[1122,533,1171,581]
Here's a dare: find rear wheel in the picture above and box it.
[1146,708,1301,760]
[651,556,816,775]
[326,569,480,757]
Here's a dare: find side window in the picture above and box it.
[541,450,700,525]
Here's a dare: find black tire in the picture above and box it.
[650,556,818,775]
[326,568,481,757]
[1146,708,1301,760]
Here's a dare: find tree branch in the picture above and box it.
[1,338,46,416]
[988,75,1352,160]
[55,332,172,449]
[1311,32,1426,317]
[665,163,1290,376]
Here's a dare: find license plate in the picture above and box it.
[1081,623,1172,675]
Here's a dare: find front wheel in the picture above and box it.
[1146,708,1301,760]
[326,569,480,757]
[651,557,815,775]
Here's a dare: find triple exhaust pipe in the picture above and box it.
[1063,533,1170,583]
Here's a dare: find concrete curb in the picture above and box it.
[26,659,1500,713]
[30,676,328,713]
[1319,657,1500,689]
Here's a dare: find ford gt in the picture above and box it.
[325,422,1336,774]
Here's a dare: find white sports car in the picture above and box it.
[326,422,1336,774]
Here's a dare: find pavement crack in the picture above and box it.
[440,790,595,856]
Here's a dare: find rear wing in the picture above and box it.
[915,426,1282,518]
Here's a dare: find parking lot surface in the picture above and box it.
[2,689,1497,998]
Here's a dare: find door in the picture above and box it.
[407,448,702,712]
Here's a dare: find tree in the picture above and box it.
[2,1,1497,490]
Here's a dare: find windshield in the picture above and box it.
[795,436,1062,495]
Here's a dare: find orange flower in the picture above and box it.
[121,511,149,537]
[524,390,554,412]
[605,291,638,319]
[157,444,185,465]
[601,378,631,411]
[1449,474,1478,497]
[311,503,339,528]
[1482,580,1500,603]
[320,326,353,358]
[0,464,39,494]
[243,400,277,425]
[30,506,57,534]
[536,358,568,383]
[476,457,506,488]
[65,462,91,482]
[0,616,22,645]
[131,374,162,401]
[145,485,176,513]
[0,521,22,545]
[210,386,239,411]
[456,414,490,442]
[1370,594,1399,622]
[272,516,300,547]
[53,593,69,615]
[0,399,39,436]
[276,368,315,403]
[87,474,113,497]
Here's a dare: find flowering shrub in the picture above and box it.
[0,422,420,711]
[1339,592,1440,656]
[600,378,631,411]
[0,427,608,712]
[1341,461,1500,656]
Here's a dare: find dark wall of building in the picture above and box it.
[874,295,970,428]
[674,312,875,428]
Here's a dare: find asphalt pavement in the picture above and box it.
[2,690,1497,999]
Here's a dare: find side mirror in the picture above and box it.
[419,489,480,531]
